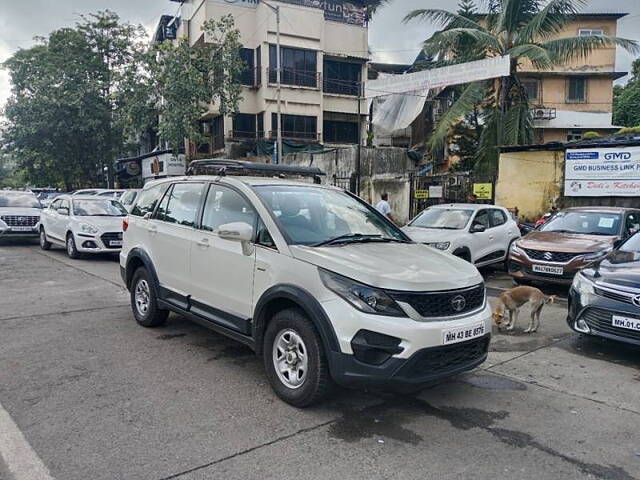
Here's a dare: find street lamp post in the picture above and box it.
[262,1,283,164]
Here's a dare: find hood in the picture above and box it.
[590,250,640,290]
[74,216,124,231]
[0,207,42,217]
[401,226,458,244]
[291,242,482,291]
[518,231,616,253]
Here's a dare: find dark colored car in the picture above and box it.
[568,233,640,346]
[508,207,640,285]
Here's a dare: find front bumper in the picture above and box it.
[72,231,123,253]
[508,250,594,285]
[567,288,640,347]
[329,335,490,388]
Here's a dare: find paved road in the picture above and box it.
[1,239,639,480]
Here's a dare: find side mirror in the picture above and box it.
[470,223,486,233]
[216,222,254,255]
[58,207,69,216]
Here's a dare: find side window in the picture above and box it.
[472,210,490,229]
[59,199,70,213]
[131,184,168,217]
[490,209,507,227]
[50,199,61,211]
[156,183,204,227]
[626,213,640,236]
[256,217,276,249]
[201,185,256,232]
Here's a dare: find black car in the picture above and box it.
[568,233,640,346]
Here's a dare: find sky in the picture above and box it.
[1,0,639,111]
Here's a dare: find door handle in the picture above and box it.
[196,238,210,248]
[147,225,157,234]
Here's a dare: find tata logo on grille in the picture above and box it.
[543,252,554,261]
[451,295,467,313]
[633,295,640,307]
[604,152,632,161]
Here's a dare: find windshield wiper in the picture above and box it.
[582,231,612,236]
[312,234,383,247]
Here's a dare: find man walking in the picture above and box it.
[375,193,394,223]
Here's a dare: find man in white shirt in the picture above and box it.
[375,193,394,223]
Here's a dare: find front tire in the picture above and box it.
[66,233,80,259]
[263,309,332,407]
[130,267,168,327]
[39,228,52,250]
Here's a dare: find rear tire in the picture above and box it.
[66,233,80,259]
[130,267,168,328]
[263,308,332,407]
[39,228,52,250]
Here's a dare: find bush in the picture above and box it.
[582,131,601,139]
[616,126,640,134]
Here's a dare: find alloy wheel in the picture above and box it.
[134,279,151,317]
[272,329,308,389]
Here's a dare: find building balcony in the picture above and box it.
[268,130,319,142]
[226,130,265,141]
[268,68,321,89]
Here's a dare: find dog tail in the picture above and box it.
[545,295,556,304]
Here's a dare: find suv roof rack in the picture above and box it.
[187,159,325,183]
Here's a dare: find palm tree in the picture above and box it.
[364,0,390,20]
[404,0,639,173]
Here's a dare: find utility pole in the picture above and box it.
[262,1,283,164]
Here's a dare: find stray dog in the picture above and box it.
[493,286,555,333]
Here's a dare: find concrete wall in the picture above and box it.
[256,146,414,224]
[495,150,564,221]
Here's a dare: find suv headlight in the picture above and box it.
[319,269,406,317]
[582,248,612,263]
[427,242,450,251]
[510,242,525,255]
[79,223,98,235]
[572,272,595,303]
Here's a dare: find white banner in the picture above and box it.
[365,56,510,98]
[565,146,640,197]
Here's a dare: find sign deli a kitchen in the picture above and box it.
[216,0,366,26]
[565,146,640,197]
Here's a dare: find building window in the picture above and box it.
[567,129,583,142]
[521,79,540,102]
[323,59,361,96]
[239,48,256,87]
[324,120,359,144]
[578,28,604,37]
[269,45,317,88]
[232,113,258,139]
[212,116,224,150]
[271,113,317,140]
[567,77,587,102]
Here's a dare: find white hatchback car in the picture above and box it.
[120,161,492,407]
[0,190,42,238]
[402,204,521,268]
[39,195,127,258]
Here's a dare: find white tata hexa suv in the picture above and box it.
[120,161,491,407]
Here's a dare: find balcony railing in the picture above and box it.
[269,130,319,141]
[268,68,320,89]
[227,130,265,141]
[323,78,362,96]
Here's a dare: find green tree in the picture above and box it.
[613,58,640,127]
[405,0,639,173]
[147,15,244,154]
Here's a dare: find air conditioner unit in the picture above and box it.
[534,109,546,119]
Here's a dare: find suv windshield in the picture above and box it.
[255,185,408,246]
[410,208,473,230]
[540,211,622,236]
[0,192,41,208]
[72,199,127,217]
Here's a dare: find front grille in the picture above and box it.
[396,336,489,380]
[595,287,636,305]
[581,308,640,342]
[390,284,485,319]
[100,232,123,248]
[1,215,39,227]
[524,249,582,263]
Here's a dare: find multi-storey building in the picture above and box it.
[166,0,369,157]
[518,12,628,143]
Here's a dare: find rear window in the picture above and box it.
[131,184,168,217]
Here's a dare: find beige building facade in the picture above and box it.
[171,0,369,156]
[518,12,627,143]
